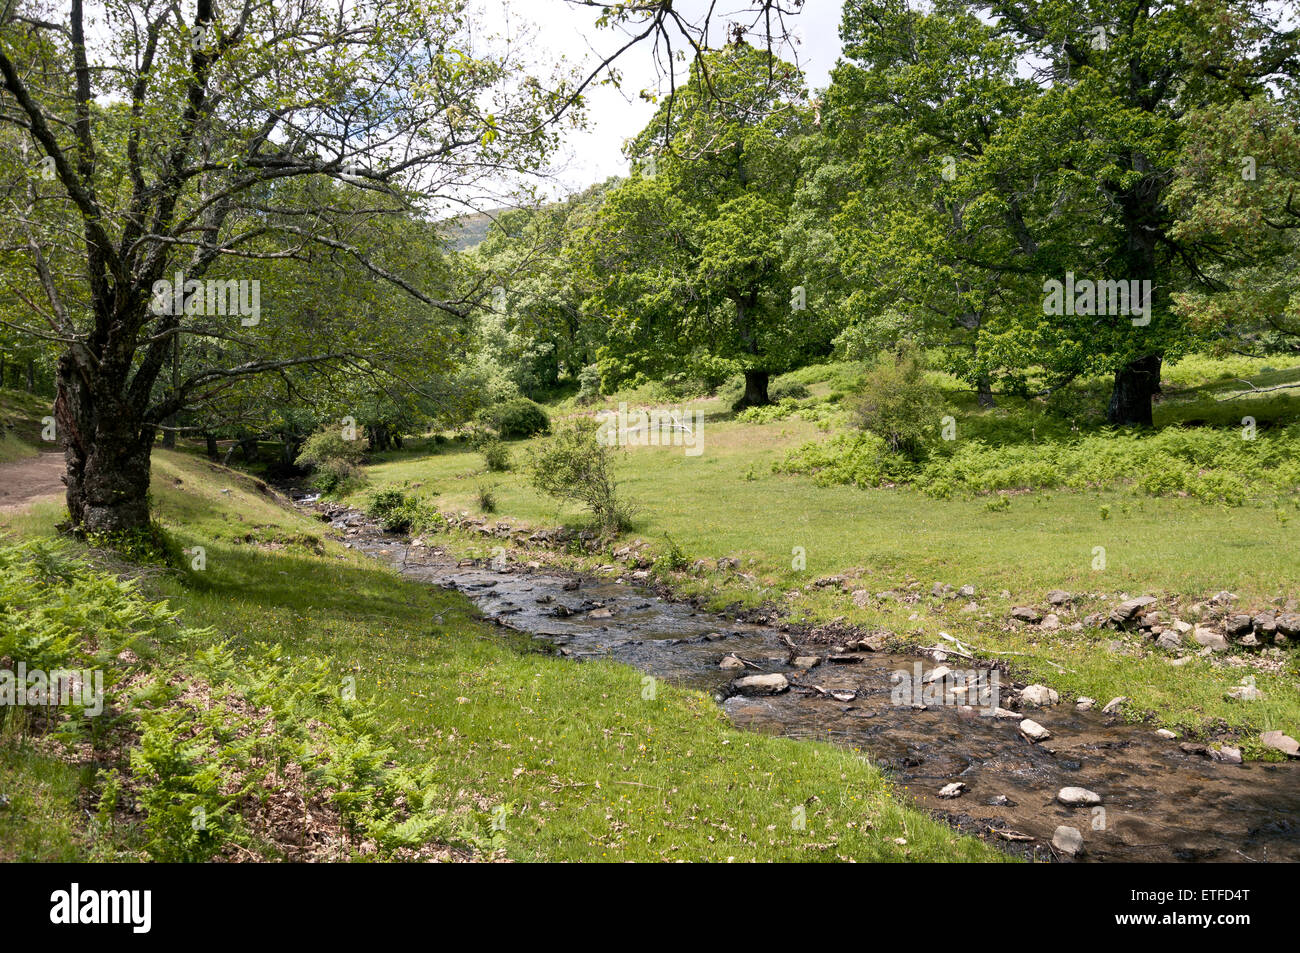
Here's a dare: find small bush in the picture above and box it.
[851,347,945,460]
[529,421,635,533]
[476,484,497,513]
[481,439,511,472]
[296,427,368,493]
[771,381,811,401]
[312,458,365,494]
[367,488,442,534]
[577,364,603,405]
[658,534,691,572]
[480,398,551,439]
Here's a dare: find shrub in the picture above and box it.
[777,420,1300,506]
[577,364,603,405]
[658,534,691,572]
[771,381,811,401]
[735,401,797,424]
[296,427,368,493]
[476,484,497,513]
[312,458,365,494]
[366,488,442,534]
[851,347,945,460]
[529,421,635,533]
[481,439,511,472]
[480,398,551,439]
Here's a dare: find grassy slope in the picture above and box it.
[0,389,49,464]
[348,359,1300,744]
[1,451,1000,862]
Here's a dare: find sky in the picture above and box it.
[478,0,847,198]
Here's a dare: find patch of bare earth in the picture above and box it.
[0,452,64,511]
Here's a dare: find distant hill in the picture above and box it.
[440,209,508,252]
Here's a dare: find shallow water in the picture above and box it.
[358,535,1300,863]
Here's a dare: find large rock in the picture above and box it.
[1192,626,1228,651]
[938,782,966,799]
[1226,683,1265,702]
[1011,606,1042,623]
[1155,629,1184,651]
[732,673,789,696]
[1224,614,1254,636]
[1110,595,1157,625]
[1046,589,1072,606]
[719,655,746,672]
[1057,787,1102,807]
[1210,746,1243,765]
[1261,731,1300,757]
[1276,613,1300,638]
[1052,825,1084,858]
[1020,684,1059,708]
[1019,718,1051,742]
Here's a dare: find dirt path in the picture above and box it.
[0,452,65,512]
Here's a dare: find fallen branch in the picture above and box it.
[1215,379,1300,401]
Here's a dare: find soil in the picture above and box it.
[0,452,65,512]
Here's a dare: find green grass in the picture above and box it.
[346,360,1300,743]
[0,721,108,861]
[0,388,50,463]
[1,452,1000,862]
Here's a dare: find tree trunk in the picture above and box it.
[1106,354,1161,427]
[25,359,35,393]
[735,370,771,410]
[204,432,219,461]
[56,352,154,534]
[161,333,179,449]
[976,376,996,408]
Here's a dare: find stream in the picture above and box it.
[338,521,1300,863]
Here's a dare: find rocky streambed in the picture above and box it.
[310,502,1300,863]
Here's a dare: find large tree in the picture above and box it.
[0,0,575,532]
[582,42,829,408]
[826,0,1299,425]
[798,1,1037,407]
[1169,93,1300,357]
